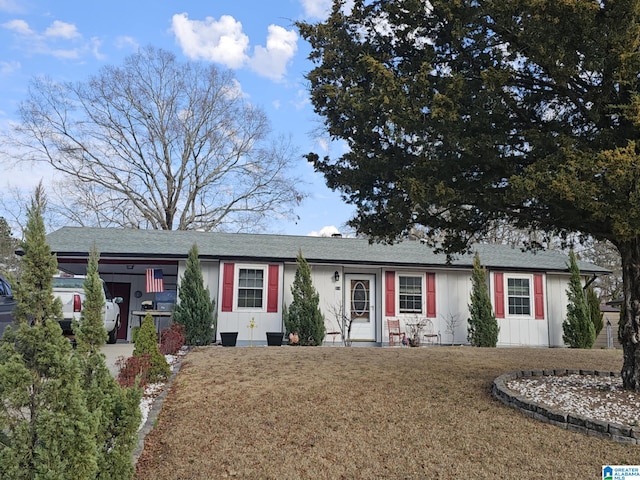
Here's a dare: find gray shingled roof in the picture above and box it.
[45,227,609,274]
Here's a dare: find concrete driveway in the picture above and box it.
[101,342,134,377]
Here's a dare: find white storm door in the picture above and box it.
[345,274,376,341]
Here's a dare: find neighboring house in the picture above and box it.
[44,227,609,347]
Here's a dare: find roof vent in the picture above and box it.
[331,233,342,238]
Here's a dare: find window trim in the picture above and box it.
[504,274,533,318]
[235,264,267,312]
[397,273,424,315]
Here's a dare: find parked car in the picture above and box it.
[0,274,16,337]
[52,274,123,344]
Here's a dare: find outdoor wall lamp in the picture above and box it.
[126,265,134,270]
[334,271,340,282]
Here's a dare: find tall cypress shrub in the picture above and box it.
[172,244,214,345]
[74,245,141,480]
[467,252,499,347]
[562,250,596,348]
[284,250,325,346]
[0,184,98,479]
[587,285,604,337]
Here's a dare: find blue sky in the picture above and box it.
[0,0,355,237]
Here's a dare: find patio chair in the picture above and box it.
[387,319,405,346]
[423,318,441,345]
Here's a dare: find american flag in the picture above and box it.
[146,268,164,293]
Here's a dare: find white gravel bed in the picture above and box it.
[506,374,640,427]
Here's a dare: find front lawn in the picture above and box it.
[135,346,634,479]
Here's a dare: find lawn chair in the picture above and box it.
[387,319,405,346]
[423,318,441,345]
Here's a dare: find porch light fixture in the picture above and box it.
[126,265,134,270]
[334,271,340,282]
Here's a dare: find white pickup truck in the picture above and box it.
[52,274,123,344]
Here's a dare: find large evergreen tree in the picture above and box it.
[172,243,215,345]
[467,253,499,347]
[284,250,326,346]
[0,184,98,479]
[73,244,141,480]
[563,251,596,349]
[299,0,640,389]
[11,185,61,326]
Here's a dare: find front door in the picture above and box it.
[344,274,376,341]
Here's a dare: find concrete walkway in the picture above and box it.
[101,342,134,376]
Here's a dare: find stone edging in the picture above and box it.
[492,369,640,445]
[132,350,187,464]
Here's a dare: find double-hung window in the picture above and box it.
[237,268,264,309]
[507,277,531,316]
[399,275,423,314]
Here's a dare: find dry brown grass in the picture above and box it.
[135,346,637,480]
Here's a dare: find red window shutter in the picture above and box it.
[534,274,544,319]
[267,264,279,313]
[494,272,505,319]
[385,271,395,316]
[221,263,234,312]
[426,272,436,317]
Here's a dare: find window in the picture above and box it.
[237,268,264,309]
[399,275,422,313]
[507,277,531,315]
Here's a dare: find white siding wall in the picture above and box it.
[491,272,551,347]
[436,270,472,345]
[216,261,283,342]
[546,274,570,347]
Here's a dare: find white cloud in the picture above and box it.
[171,14,298,81]
[308,225,341,237]
[316,137,329,153]
[2,19,33,35]
[171,13,249,69]
[0,0,24,13]
[44,20,80,40]
[115,36,139,50]
[249,25,297,81]
[300,0,355,19]
[0,60,20,75]
[300,0,333,19]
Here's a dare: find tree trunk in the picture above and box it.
[619,239,640,390]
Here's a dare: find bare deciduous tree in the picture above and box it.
[7,46,304,231]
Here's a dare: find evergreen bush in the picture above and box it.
[0,184,98,479]
[562,251,596,348]
[172,244,215,345]
[134,313,170,382]
[74,245,141,480]
[587,285,604,337]
[284,250,326,346]
[467,252,499,347]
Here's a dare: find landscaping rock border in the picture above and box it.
[492,369,640,445]
[132,351,187,464]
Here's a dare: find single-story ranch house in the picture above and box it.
[45,226,609,347]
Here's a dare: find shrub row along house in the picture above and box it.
[44,227,609,347]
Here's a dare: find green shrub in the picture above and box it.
[133,313,170,382]
[467,253,499,347]
[284,250,325,346]
[172,244,215,345]
[562,251,596,348]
